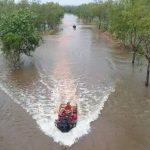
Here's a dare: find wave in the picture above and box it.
[38,86,114,146]
[0,75,115,146]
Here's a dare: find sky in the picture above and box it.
[16,0,94,6]
[41,0,93,5]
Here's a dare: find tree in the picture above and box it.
[0,8,41,68]
[109,0,149,65]
[31,2,64,32]
[139,33,150,86]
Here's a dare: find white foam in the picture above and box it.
[37,88,114,146]
[0,76,115,146]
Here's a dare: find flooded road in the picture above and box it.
[0,14,150,150]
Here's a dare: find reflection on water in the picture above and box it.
[0,14,115,146]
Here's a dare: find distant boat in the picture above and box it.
[73,25,76,30]
[55,103,77,132]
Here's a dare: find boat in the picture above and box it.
[73,25,76,29]
[55,103,77,132]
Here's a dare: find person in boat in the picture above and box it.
[58,109,66,121]
[64,102,72,114]
[70,113,77,123]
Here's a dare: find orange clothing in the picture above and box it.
[65,105,72,111]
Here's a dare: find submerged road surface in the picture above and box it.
[0,14,150,150]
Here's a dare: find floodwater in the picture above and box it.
[0,14,150,150]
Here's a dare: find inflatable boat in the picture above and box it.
[55,103,77,132]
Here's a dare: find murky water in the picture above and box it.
[0,14,115,146]
[0,14,150,150]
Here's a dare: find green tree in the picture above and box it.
[0,8,41,68]
[31,2,64,32]
[110,0,149,64]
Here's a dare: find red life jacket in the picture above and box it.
[65,105,72,111]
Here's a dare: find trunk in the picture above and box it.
[145,61,150,87]
[132,50,136,64]
[43,23,46,31]
[98,22,101,29]
[98,16,101,29]
[132,28,137,65]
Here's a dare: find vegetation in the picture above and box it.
[30,2,64,32]
[0,8,41,67]
[64,0,150,86]
[0,0,64,68]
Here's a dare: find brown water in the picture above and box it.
[0,14,150,150]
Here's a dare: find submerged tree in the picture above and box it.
[110,0,147,65]
[140,34,150,86]
[31,2,64,32]
[0,0,64,68]
[0,8,41,68]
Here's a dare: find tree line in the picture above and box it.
[0,0,64,68]
[64,0,150,87]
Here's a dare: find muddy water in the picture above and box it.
[0,14,150,150]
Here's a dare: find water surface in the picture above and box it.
[0,14,150,150]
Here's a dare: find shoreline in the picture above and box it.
[98,29,132,53]
[40,28,60,36]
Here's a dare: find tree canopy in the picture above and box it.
[0,8,41,67]
[0,0,64,68]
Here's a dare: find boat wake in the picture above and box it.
[0,75,114,146]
